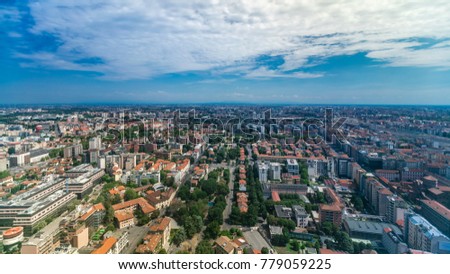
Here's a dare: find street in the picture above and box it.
[120,225,150,254]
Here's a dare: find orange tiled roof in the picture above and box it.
[112,197,156,215]
[92,237,117,254]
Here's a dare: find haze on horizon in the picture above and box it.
[1,0,450,105]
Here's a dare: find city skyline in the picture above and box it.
[1,1,450,105]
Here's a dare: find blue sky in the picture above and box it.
[1,0,450,105]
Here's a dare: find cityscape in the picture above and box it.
[1,1,450,256]
[0,105,449,254]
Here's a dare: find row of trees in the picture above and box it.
[321,222,371,254]
[229,164,266,226]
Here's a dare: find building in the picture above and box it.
[404,212,450,254]
[91,237,118,254]
[112,198,156,228]
[115,212,134,229]
[269,162,281,181]
[63,144,83,159]
[287,159,299,175]
[2,227,24,252]
[401,168,424,182]
[422,175,439,188]
[21,218,62,254]
[274,205,293,219]
[214,236,242,254]
[71,225,89,248]
[65,168,105,198]
[145,188,176,210]
[420,199,450,237]
[375,169,400,182]
[319,188,343,226]
[88,136,102,150]
[257,161,269,183]
[0,157,7,172]
[386,195,408,224]
[80,203,105,228]
[136,234,163,254]
[9,152,30,167]
[382,227,408,254]
[29,149,49,163]
[343,217,403,240]
[0,189,76,236]
[148,217,172,250]
[292,205,309,228]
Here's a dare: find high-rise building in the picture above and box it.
[382,227,408,254]
[269,162,281,181]
[287,159,299,175]
[404,212,450,254]
[257,161,269,183]
[88,136,102,150]
[386,195,408,224]
[420,199,450,238]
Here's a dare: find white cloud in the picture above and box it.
[12,0,450,79]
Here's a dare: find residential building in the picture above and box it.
[319,188,343,226]
[80,203,105,228]
[292,205,309,228]
[257,161,269,183]
[287,159,299,175]
[404,212,450,254]
[382,227,408,254]
[420,199,450,237]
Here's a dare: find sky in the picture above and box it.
[1,0,450,105]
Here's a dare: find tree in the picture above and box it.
[0,171,10,180]
[261,247,269,254]
[104,204,115,225]
[164,177,175,188]
[204,221,220,240]
[351,195,364,212]
[334,231,354,253]
[271,234,289,247]
[184,215,203,238]
[207,207,224,225]
[112,194,122,204]
[177,185,191,201]
[201,179,217,196]
[151,209,160,220]
[196,240,215,254]
[135,207,150,226]
[124,189,139,201]
[291,240,301,252]
[171,229,187,246]
[7,147,15,155]
[141,178,150,186]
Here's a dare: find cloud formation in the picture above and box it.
[5,0,450,80]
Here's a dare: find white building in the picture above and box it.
[287,159,299,175]
[292,205,309,228]
[269,162,281,181]
[257,162,269,183]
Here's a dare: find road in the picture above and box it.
[222,164,235,230]
[120,225,150,254]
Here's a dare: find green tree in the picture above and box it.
[195,240,215,254]
[135,207,150,226]
[184,215,203,238]
[204,221,220,240]
[124,189,139,201]
[171,229,187,246]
